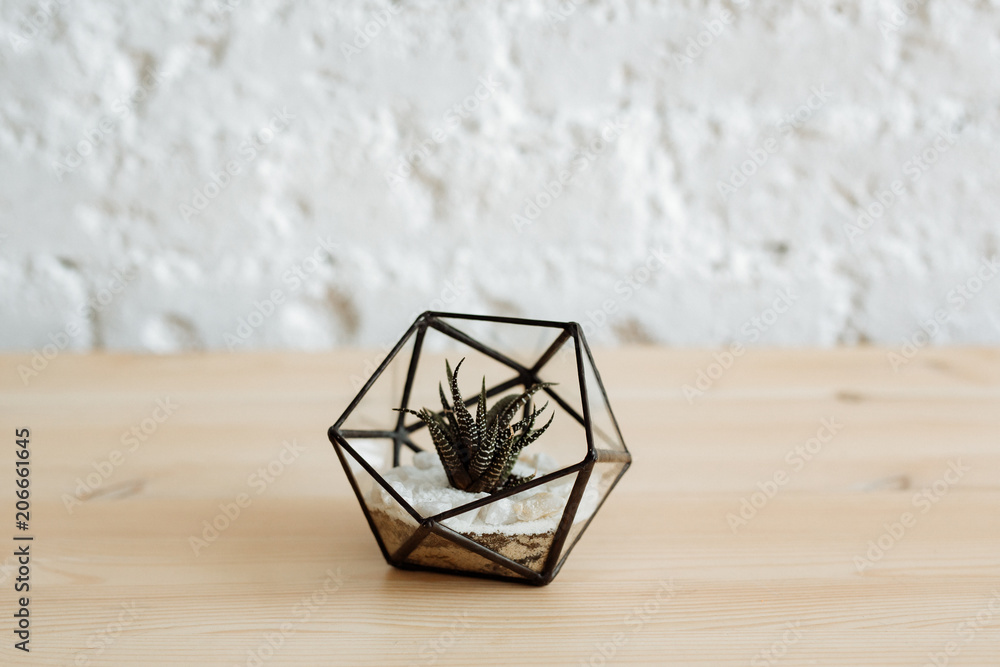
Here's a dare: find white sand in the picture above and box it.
[368,450,598,535]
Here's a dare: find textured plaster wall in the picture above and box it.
[1,0,999,353]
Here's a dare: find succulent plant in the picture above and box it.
[396,358,554,494]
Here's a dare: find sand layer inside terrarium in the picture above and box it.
[370,508,554,574]
[367,451,598,572]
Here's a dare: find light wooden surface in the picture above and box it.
[1,347,999,666]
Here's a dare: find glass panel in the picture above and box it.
[336,436,420,476]
[337,330,418,434]
[341,444,420,557]
[532,331,585,425]
[344,438,394,474]
[430,315,567,369]
[404,531,525,579]
[401,325,522,459]
[529,332,589,467]
[582,347,627,452]
[401,324,587,487]
[441,470,579,573]
[409,323,521,399]
[556,461,628,567]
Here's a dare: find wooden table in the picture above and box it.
[1,348,998,665]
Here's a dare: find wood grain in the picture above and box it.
[1,347,998,665]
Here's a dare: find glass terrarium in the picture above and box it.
[327,312,631,585]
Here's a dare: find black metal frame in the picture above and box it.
[327,311,631,586]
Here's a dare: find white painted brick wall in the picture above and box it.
[1,0,998,353]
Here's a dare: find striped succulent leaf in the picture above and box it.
[475,378,487,439]
[446,359,479,457]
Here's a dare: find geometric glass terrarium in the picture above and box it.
[327,311,631,586]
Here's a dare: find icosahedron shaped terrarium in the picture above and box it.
[328,312,630,585]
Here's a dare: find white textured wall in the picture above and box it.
[2,0,999,353]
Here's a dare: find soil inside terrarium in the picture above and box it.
[370,508,555,575]
[366,451,595,574]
